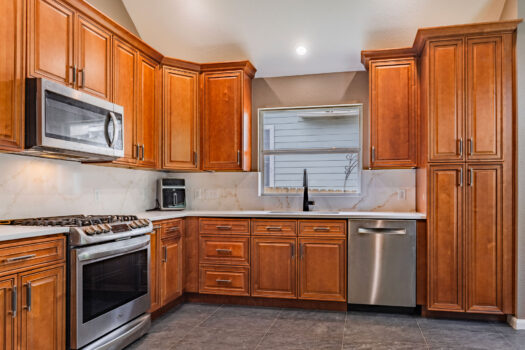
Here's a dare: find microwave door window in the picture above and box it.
[44,91,123,151]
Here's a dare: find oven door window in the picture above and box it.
[82,250,147,323]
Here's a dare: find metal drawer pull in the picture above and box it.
[153,225,162,229]
[216,225,232,230]
[11,286,16,318]
[162,246,167,262]
[357,227,406,235]
[266,226,282,231]
[167,227,180,233]
[291,243,295,258]
[313,227,330,232]
[216,279,232,284]
[25,282,31,312]
[5,254,36,263]
[216,248,232,254]
[237,150,241,165]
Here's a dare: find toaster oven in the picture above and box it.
[157,179,186,210]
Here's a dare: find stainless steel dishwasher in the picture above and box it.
[348,219,416,307]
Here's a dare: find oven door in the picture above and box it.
[70,235,150,349]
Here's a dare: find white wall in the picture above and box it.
[85,0,140,37]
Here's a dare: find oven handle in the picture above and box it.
[76,235,150,262]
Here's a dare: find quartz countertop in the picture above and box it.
[0,225,69,242]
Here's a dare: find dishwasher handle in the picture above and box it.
[357,227,406,235]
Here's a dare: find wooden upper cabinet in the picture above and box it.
[428,39,465,162]
[28,0,74,85]
[76,15,111,99]
[428,164,464,312]
[465,164,503,314]
[0,0,25,151]
[136,54,158,168]
[0,276,16,350]
[298,238,346,302]
[160,235,183,305]
[162,67,199,170]
[251,237,297,299]
[369,58,417,168]
[112,38,137,165]
[201,70,250,171]
[19,266,65,350]
[466,36,503,161]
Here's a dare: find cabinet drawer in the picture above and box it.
[199,236,249,266]
[0,236,66,274]
[199,265,249,296]
[252,220,297,236]
[162,219,183,239]
[199,218,250,235]
[299,220,346,237]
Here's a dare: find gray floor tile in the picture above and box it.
[417,317,501,333]
[421,328,514,350]
[277,308,346,322]
[257,331,343,350]
[149,303,220,333]
[172,327,266,350]
[343,341,429,349]
[198,305,280,332]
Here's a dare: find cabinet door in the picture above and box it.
[370,58,417,168]
[298,238,346,301]
[163,67,199,170]
[160,236,183,306]
[428,39,464,162]
[251,237,297,299]
[0,276,16,350]
[19,266,65,350]
[428,165,464,312]
[136,54,158,168]
[76,15,111,99]
[201,71,243,170]
[148,226,160,313]
[465,164,503,314]
[28,0,74,86]
[466,36,503,161]
[112,38,137,165]
[0,0,24,151]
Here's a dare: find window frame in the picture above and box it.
[257,104,363,197]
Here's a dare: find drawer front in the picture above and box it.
[252,219,297,236]
[162,219,184,239]
[0,236,66,274]
[298,220,346,237]
[199,236,250,266]
[199,218,250,235]
[199,265,250,296]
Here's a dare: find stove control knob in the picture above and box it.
[84,227,95,235]
[140,219,150,227]
[91,225,102,234]
[98,224,109,233]
[102,224,112,232]
[130,221,138,229]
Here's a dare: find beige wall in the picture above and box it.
[251,71,369,171]
[85,0,140,37]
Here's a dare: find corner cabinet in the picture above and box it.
[0,0,25,151]
[367,56,417,168]
[200,63,255,171]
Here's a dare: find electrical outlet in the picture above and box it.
[398,189,406,200]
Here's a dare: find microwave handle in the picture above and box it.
[105,112,119,148]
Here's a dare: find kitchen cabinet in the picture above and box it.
[0,0,25,151]
[136,54,158,168]
[199,265,250,296]
[148,225,160,313]
[251,237,297,299]
[159,220,184,306]
[0,276,16,350]
[28,0,112,100]
[162,66,199,170]
[19,266,65,350]
[200,62,255,171]
[298,238,346,302]
[369,58,417,168]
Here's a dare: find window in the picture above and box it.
[258,104,362,196]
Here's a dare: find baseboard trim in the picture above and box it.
[507,315,525,329]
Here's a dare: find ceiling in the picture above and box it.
[122,0,509,77]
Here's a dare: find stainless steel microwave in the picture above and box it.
[24,78,124,161]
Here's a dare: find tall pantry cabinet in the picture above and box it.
[419,23,517,315]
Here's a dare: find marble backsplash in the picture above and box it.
[0,152,415,220]
[169,169,416,212]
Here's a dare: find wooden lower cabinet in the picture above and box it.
[148,226,160,313]
[199,265,249,296]
[0,276,16,350]
[298,238,346,302]
[251,237,297,299]
[19,266,65,350]
[160,235,183,306]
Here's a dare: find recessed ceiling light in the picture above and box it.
[296,46,307,56]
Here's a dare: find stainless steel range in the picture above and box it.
[11,215,152,350]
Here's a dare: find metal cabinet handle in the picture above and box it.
[468,138,473,155]
[80,69,85,88]
[468,168,473,186]
[25,282,31,312]
[135,144,140,159]
[313,227,330,232]
[166,227,180,233]
[357,227,406,235]
[458,139,463,157]
[5,254,36,263]
[371,146,376,162]
[237,150,241,165]
[216,248,232,254]
[216,279,232,284]
[458,168,463,187]
[194,151,198,165]
[265,226,282,231]
[71,66,77,85]
[216,225,232,230]
[300,243,305,259]
[291,243,295,258]
[11,286,16,318]
[140,145,145,161]
[162,246,167,262]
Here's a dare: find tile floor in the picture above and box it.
[125,303,525,350]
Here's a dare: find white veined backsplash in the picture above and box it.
[0,153,160,220]
[167,170,416,212]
